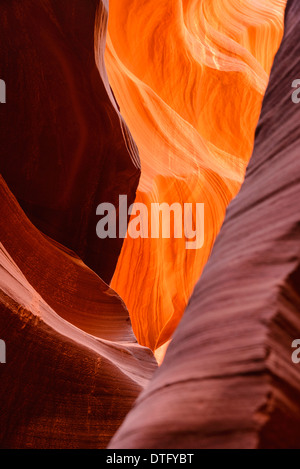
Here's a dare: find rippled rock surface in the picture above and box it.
[0,1,156,449]
[109,0,300,449]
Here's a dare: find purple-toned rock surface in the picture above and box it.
[109,0,300,449]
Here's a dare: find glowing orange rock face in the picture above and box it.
[105,0,287,351]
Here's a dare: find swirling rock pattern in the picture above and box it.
[0,0,157,449]
[0,174,156,449]
[106,0,287,350]
[109,0,300,449]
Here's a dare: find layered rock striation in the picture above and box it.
[109,0,300,449]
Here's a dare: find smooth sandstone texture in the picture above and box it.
[0,0,140,284]
[0,0,157,449]
[106,0,286,350]
[109,0,300,449]
[0,174,156,449]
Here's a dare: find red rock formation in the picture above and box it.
[0,0,140,284]
[0,0,157,449]
[0,174,156,449]
[109,0,300,449]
